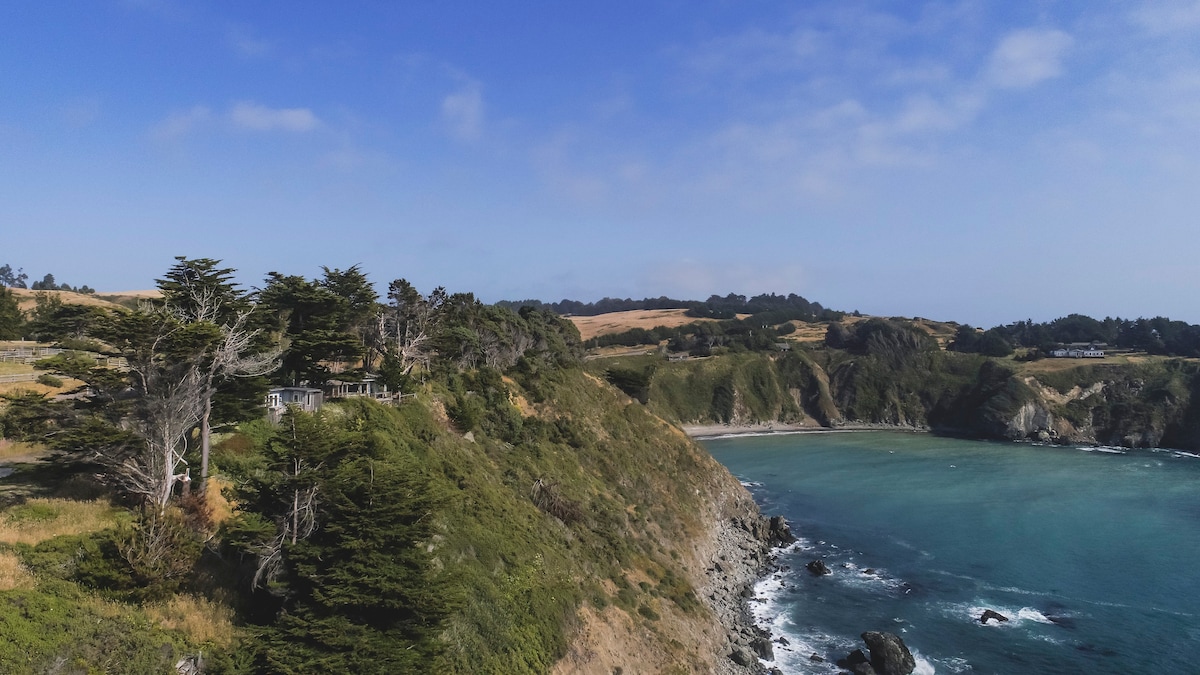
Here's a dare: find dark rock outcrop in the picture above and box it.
[750,636,774,660]
[729,645,756,667]
[980,609,1009,624]
[805,559,831,576]
[767,515,796,546]
[861,631,916,675]
[836,648,875,674]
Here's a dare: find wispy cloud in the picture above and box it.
[227,25,273,57]
[986,29,1073,89]
[441,80,484,141]
[229,102,321,132]
[641,259,808,298]
[1130,1,1200,33]
[682,26,825,80]
[62,97,102,128]
[150,105,212,140]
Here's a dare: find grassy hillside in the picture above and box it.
[0,364,760,674]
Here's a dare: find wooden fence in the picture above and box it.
[0,348,127,370]
[0,373,41,384]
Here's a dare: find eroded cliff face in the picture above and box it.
[993,371,1199,448]
[532,373,790,675]
[633,350,1200,450]
[553,477,791,675]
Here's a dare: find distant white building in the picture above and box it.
[1050,343,1105,359]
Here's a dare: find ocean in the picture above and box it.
[702,431,1200,674]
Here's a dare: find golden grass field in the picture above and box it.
[568,309,721,341]
[571,310,963,351]
[7,288,160,313]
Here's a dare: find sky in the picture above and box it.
[3,1,1200,327]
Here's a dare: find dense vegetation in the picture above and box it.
[499,290,840,321]
[950,314,1200,358]
[0,258,745,674]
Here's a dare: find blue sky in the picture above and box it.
[3,1,1200,326]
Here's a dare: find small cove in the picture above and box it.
[703,432,1200,674]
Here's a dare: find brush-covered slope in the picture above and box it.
[213,365,773,674]
[591,318,1200,450]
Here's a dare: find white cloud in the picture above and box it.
[441,81,484,141]
[987,28,1073,89]
[150,105,212,140]
[229,102,320,132]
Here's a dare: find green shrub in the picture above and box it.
[35,373,62,387]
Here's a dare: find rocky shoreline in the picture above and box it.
[703,509,796,675]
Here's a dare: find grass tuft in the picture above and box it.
[145,594,237,647]
[0,550,35,590]
[0,498,120,546]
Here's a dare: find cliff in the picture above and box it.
[592,328,1200,450]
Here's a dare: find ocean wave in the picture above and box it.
[832,562,909,594]
[1079,446,1127,454]
[929,655,973,673]
[749,575,851,673]
[911,651,938,675]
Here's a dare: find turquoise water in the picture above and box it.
[702,432,1200,674]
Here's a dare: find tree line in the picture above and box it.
[498,290,839,321]
[0,257,585,671]
[949,313,1200,358]
[0,263,95,293]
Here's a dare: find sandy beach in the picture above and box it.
[682,422,931,439]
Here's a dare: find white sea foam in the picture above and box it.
[749,573,846,673]
[912,651,937,675]
[1173,451,1200,459]
[955,602,1063,630]
[834,564,908,595]
[1080,446,1127,454]
[934,656,973,673]
[1016,607,1056,624]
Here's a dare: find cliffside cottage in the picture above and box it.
[266,386,324,423]
[326,374,392,401]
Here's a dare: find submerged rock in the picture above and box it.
[806,559,831,576]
